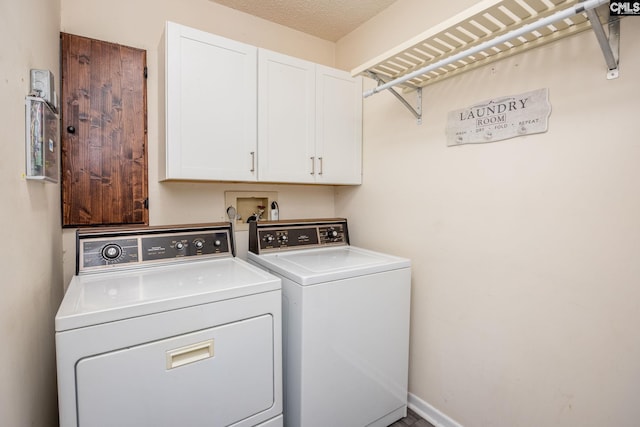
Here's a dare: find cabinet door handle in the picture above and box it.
[310,156,315,175]
[250,151,255,172]
[318,157,323,175]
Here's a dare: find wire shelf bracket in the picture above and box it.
[367,71,423,124]
[585,5,620,79]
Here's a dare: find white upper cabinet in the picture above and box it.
[315,66,363,185]
[258,49,316,183]
[258,50,363,184]
[160,22,362,185]
[160,22,258,181]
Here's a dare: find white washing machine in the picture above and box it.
[55,223,283,427]
[247,218,411,427]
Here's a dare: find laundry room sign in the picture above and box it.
[445,88,551,146]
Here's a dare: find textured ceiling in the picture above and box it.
[210,0,398,41]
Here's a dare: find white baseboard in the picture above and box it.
[408,393,464,427]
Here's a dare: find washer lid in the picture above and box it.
[248,246,410,286]
[55,258,280,332]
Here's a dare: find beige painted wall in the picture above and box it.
[336,2,640,426]
[60,0,341,284]
[0,0,63,425]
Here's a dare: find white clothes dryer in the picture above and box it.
[248,218,411,427]
[55,223,283,427]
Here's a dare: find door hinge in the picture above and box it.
[144,198,149,209]
[143,67,148,79]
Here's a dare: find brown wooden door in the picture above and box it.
[61,33,148,227]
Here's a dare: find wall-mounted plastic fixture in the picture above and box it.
[30,69,57,110]
[224,191,278,231]
[25,96,59,183]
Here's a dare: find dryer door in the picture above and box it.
[75,314,275,427]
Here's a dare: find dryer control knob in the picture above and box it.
[327,228,339,239]
[194,240,204,250]
[175,242,185,250]
[213,239,222,247]
[264,234,275,243]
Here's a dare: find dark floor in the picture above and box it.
[389,408,436,427]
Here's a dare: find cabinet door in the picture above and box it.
[162,22,257,181]
[258,49,315,183]
[315,66,363,185]
[61,33,148,226]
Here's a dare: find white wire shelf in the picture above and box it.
[352,0,615,95]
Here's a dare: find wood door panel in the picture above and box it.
[61,33,148,226]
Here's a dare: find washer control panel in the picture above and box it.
[77,223,233,273]
[249,219,349,254]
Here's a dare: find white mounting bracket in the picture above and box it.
[584,4,620,79]
[367,71,422,125]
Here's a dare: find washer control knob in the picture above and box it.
[213,239,222,247]
[327,228,339,239]
[264,234,275,243]
[194,240,204,250]
[102,244,122,260]
[175,242,185,250]
[278,234,288,243]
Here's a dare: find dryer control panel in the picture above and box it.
[249,218,349,254]
[76,223,234,274]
